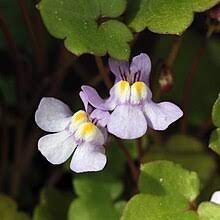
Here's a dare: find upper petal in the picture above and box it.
[144,101,183,130]
[81,85,116,111]
[107,105,147,139]
[38,131,76,165]
[89,109,110,127]
[79,91,93,114]
[70,143,107,173]
[109,58,129,83]
[130,53,151,85]
[35,97,72,132]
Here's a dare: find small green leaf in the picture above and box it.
[0,194,30,220]
[212,94,220,127]
[73,173,123,200]
[139,161,200,201]
[121,194,199,220]
[143,135,217,185]
[69,171,123,220]
[198,202,220,220]
[127,0,219,34]
[39,0,132,60]
[209,128,220,155]
[68,198,119,220]
[33,187,72,220]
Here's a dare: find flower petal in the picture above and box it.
[144,101,183,130]
[38,131,76,165]
[109,58,129,83]
[81,85,116,111]
[35,97,72,132]
[89,109,110,127]
[70,143,106,173]
[130,53,151,85]
[79,91,93,114]
[107,105,147,139]
[211,191,220,204]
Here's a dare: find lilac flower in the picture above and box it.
[81,53,183,139]
[211,191,220,204]
[35,91,109,173]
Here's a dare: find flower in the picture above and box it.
[35,91,110,173]
[81,53,183,139]
[211,191,220,205]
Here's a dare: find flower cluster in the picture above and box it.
[35,53,183,173]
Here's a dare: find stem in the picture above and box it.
[10,121,25,197]
[116,138,139,183]
[95,56,112,89]
[164,36,183,67]
[17,0,43,72]
[180,41,207,133]
[154,36,182,100]
[136,138,143,163]
[0,12,25,108]
[0,113,9,190]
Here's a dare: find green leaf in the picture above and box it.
[69,171,124,220]
[121,194,199,220]
[198,202,220,220]
[139,161,200,201]
[33,187,72,220]
[212,94,220,127]
[209,128,220,155]
[39,0,132,60]
[143,135,217,185]
[0,194,30,220]
[68,197,119,220]
[73,173,123,200]
[127,0,219,34]
[165,134,204,152]
[121,161,200,220]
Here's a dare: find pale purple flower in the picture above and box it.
[81,53,183,139]
[211,191,220,204]
[35,91,109,173]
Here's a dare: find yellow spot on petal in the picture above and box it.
[75,122,98,142]
[71,110,88,131]
[131,81,147,104]
[115,80,130,103]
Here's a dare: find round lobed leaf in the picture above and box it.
[212,94,220,128]
[198,202,220,220]
[139,160,200,201]
[209,128,220,156]
[127,0,220,34]
[38,0,132,60]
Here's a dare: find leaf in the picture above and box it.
[143,135,217,185]
[127,0,219,34]
[0,194,30,220]
[209,128,220,155]
[121,194,199,220]
[69,171,124,220]
[33,187,72,220]
[121,161,200,220]
[73,172,123,200]
[38,0,133,60]
[212,94,220,127]
[68,197,119,220]
[139,161,200,201]
[198,202,220,220]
